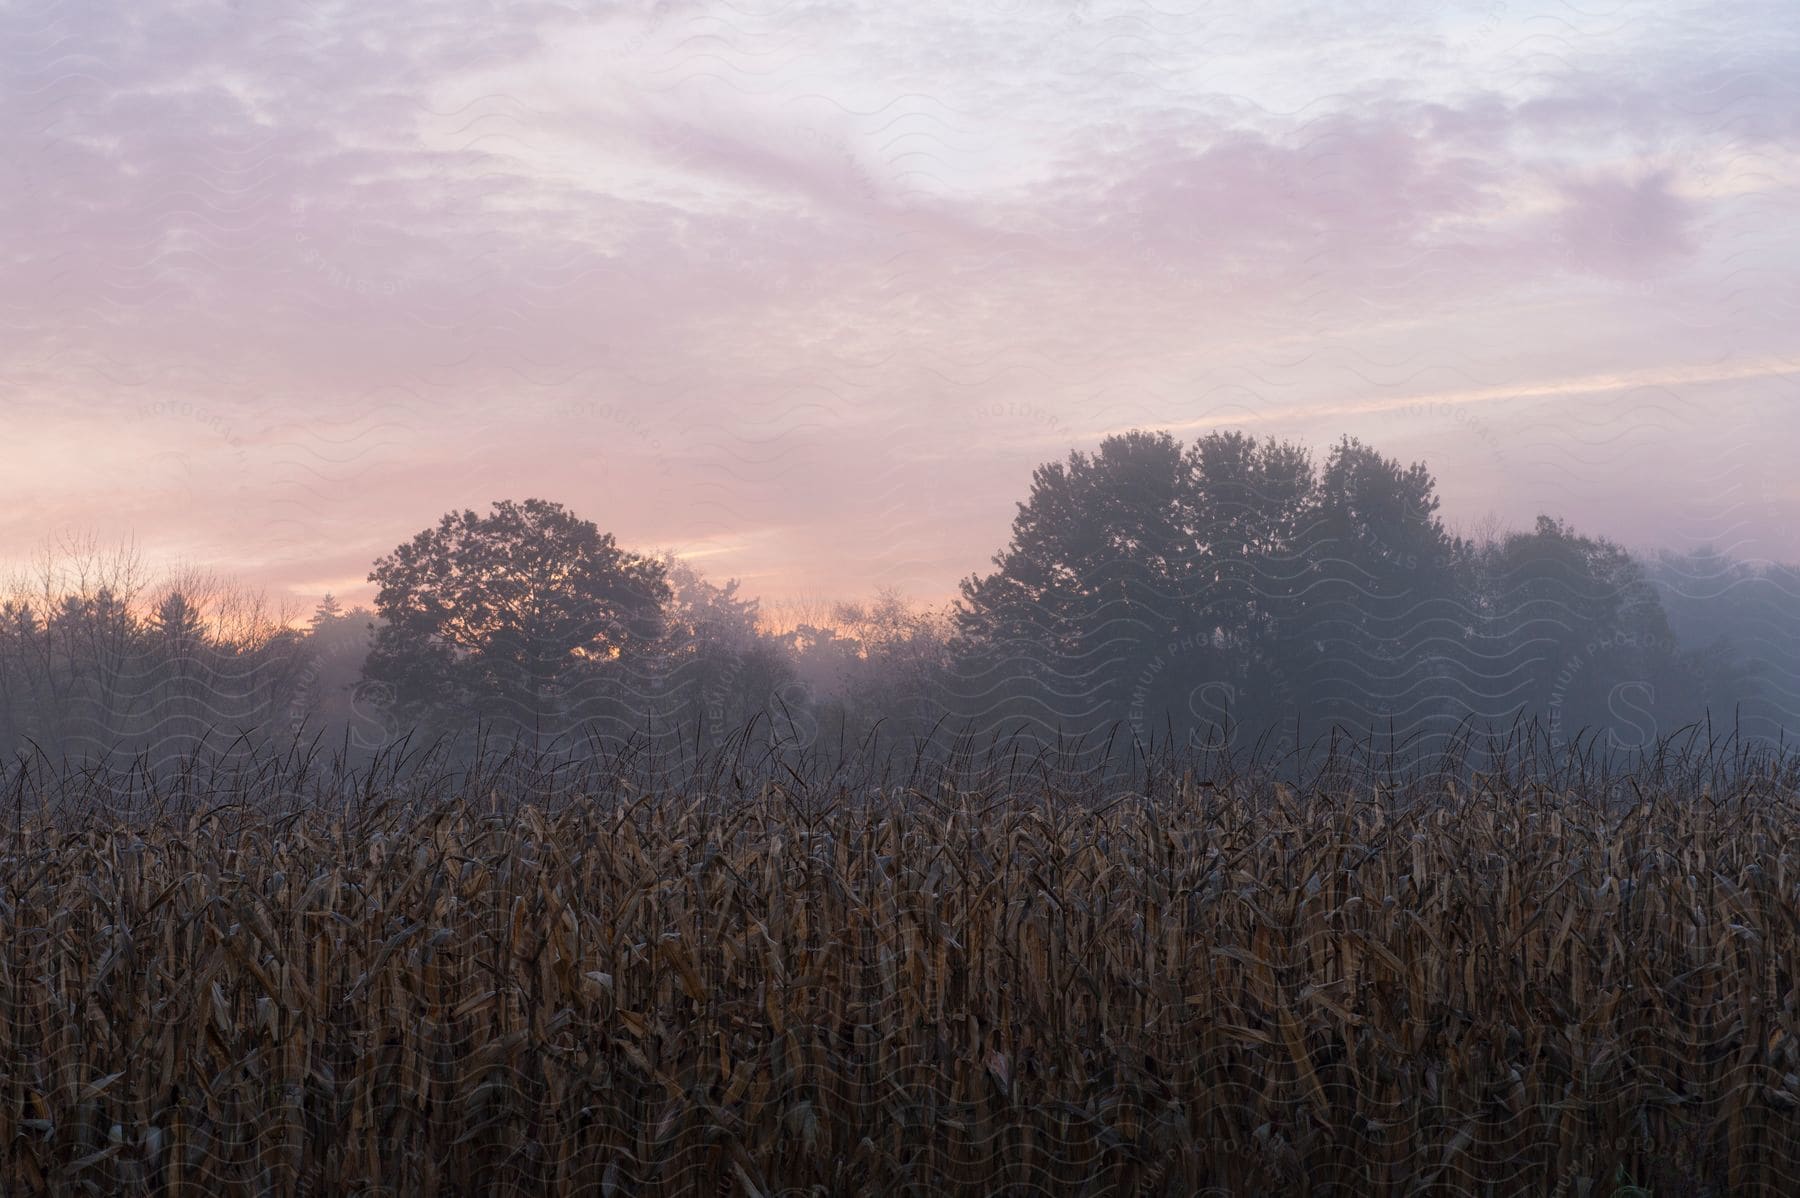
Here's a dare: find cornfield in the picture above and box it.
[4,733,1800,1195]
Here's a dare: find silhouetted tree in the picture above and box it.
[146,589,209,755]
[1477,516,1693,747]
[955,428,1721,751]
[361,499,669,738]
[1283,436,1467,736]
[1183,431,1318,736]
[956,430,1201,735]
[309,592,345,631]
[955,428,1475,745]
[0,541,309,765]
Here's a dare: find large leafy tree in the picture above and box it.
[361,499,669,736]
[1286,436,1467,731]
[956,429,1472,744]
[955,430,1200,731]
[1184,431,1318,724]
[1482,516,1694,746]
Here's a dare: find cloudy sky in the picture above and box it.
[3,0,1796,610]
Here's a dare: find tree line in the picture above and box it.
[4,430,1796,767]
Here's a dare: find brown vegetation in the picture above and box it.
[3,751,1798,1194]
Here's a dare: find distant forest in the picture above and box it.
[3,428,1796,769]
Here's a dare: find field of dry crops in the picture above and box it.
[4,753,1800,1194]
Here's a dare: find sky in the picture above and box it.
[3,0,1797,612]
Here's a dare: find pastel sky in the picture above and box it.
[4,0,1797,610]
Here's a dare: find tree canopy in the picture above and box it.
[954,430,1471,744]
[4,431,1795,768]
[361,499,669,737]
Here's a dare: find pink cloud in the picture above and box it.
[1,0,1797,606]
[1553,170,1695,279]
